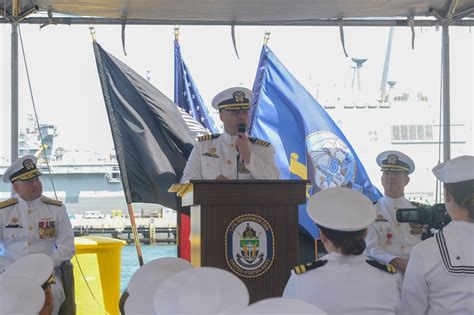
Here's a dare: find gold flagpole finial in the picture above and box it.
[174,25,180,41]
[89,25,96,42]
[264,30,271,45]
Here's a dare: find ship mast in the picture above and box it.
[379,27,395,102]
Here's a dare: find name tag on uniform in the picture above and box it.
[4,224,22,228]
[38,220,56,239]
[202,152,219,158]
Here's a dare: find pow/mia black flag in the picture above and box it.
[93,42,205,209]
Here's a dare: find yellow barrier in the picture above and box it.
[73,236,126,315]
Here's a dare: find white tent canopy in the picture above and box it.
[1,0,473,24]
[0,0,472,163]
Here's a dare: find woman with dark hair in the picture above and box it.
[283,187,401,314]
[400,155,474,315]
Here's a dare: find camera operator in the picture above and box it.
[365,151,423,272]
[400,155,474,315]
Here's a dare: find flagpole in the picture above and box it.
[174,25,179,41]
[263,30,271,45]
[127,203,144,266]
[89,25,96,42]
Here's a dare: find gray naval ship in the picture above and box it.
[0,115,130,217]
[313,57,473,205]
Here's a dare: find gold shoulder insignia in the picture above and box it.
[197,133,221,142]
[42,196,63,207]
[0,198,18,209]
[292,259,327,274]
[249,137,271,147]
[366,260,397,274]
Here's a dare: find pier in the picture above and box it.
[71,217,177,244]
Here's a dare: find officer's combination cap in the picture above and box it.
[377,150,415,174]
[2,155,42,183]
[211,87,253,111]
[307,187,376,232]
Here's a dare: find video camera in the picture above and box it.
[396,203,451,239]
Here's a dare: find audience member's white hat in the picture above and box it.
[153,267,249,314]
[0,275,45,315]
[211,87,253,111]
[238,297,327,314]
[2,253,54,289]
[376,150,415,174]
[308,187,376,231]
[2,155,42,183]
[125,257,192,315]
[432,155,474,183]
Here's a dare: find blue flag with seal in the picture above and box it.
[249,45,382,239]
[174,40,218,133]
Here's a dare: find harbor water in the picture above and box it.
[120,244,177,292]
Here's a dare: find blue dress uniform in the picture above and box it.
[400,156,474,315]
[1,155,75,315]
[283,187,402,314]
[365,150,422,264]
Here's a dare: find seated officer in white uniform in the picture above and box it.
[0,155,75,315]
[180,87,279,182]
[400,155,474,315]
[364,150,422,272]
[283,187,402,315]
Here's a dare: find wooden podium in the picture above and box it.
[180,180,307,303]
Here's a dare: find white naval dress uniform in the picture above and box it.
[283,252,402,315]
[364,195,422,264]
[400,221,474,315]
[0,195,75,315]
[180,132,280,182]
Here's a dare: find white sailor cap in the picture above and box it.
[238,297,327,314]
[308,187,376,232]
[211,87,253,111]
[0,275,45,315]
[125,257,192,315]
[153,267,249,314]
[432,155,474,183]
[2,155,42,183]
[2,253,54,289]
[376,150,415,174]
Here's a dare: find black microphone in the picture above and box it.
[238,123,246,136]
[236,123,246,179]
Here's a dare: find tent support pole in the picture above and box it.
[11,23,18,165]
[441,22,451,161]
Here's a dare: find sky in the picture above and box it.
[0,23,473,160]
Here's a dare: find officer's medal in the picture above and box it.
[385,229,393,245]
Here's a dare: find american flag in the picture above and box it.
[174,40,218,134]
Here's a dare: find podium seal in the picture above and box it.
[225,214,275,278]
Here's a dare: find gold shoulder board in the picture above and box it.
[0,198,18,209]
[292,259,327,274]
[197,133,221,142]
[249,137,271,147]
[366,260,397,274]
[42,196,63,207]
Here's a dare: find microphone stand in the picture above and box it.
[236,150,240,180]
[236,123,246,180]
